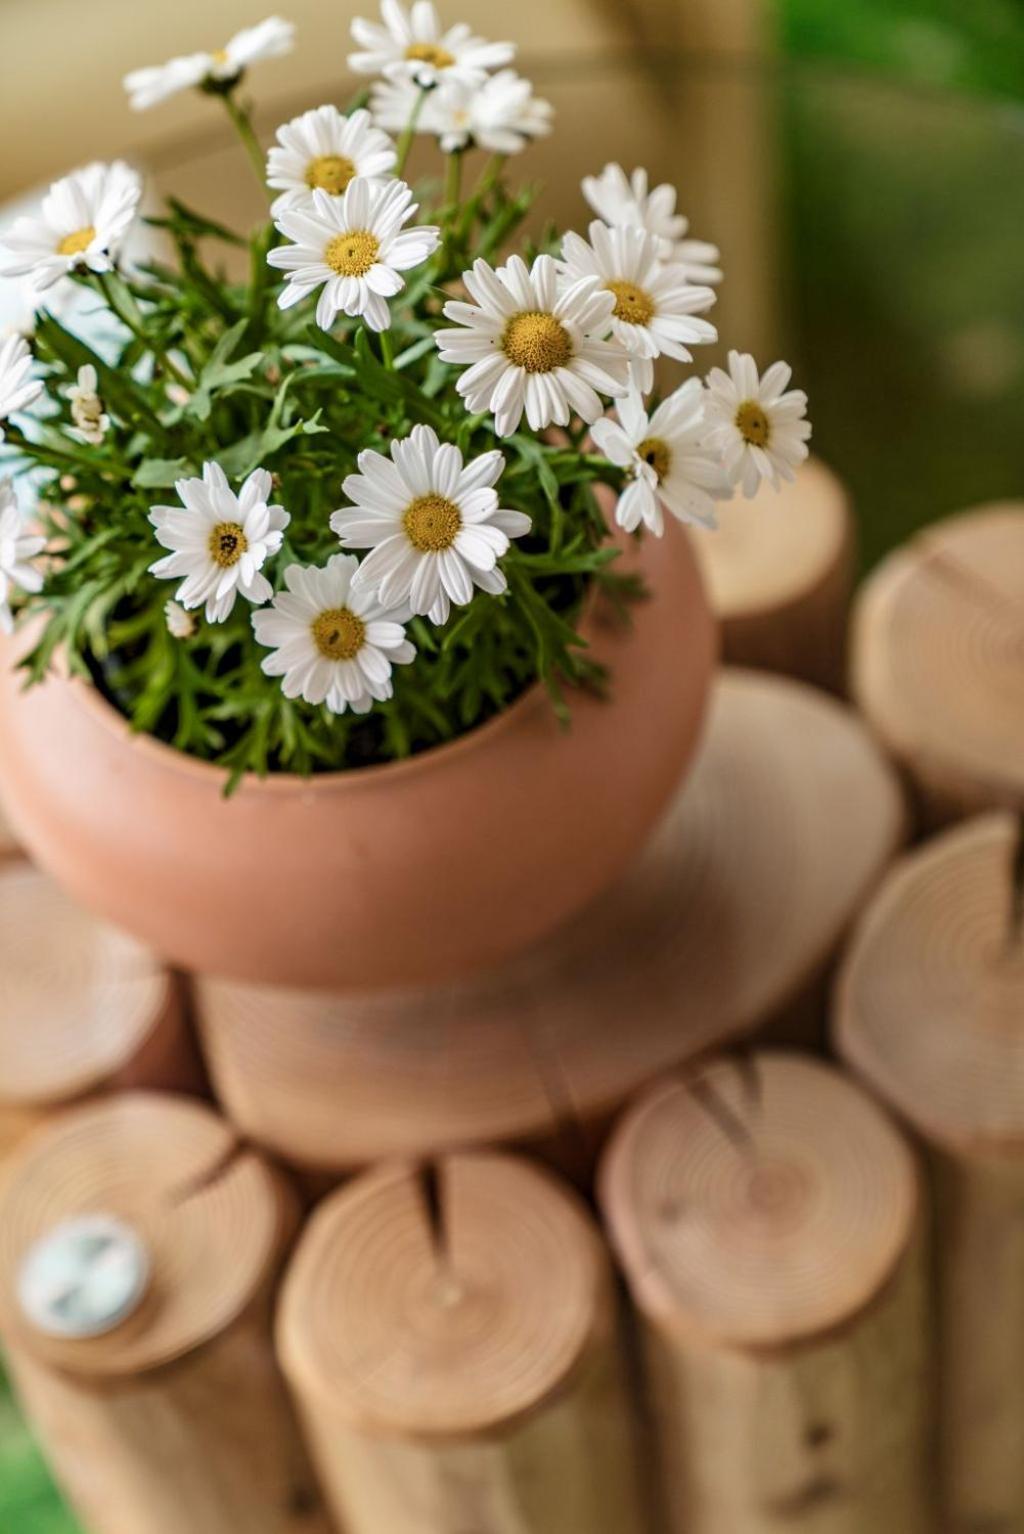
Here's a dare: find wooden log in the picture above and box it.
[277,1151,647,1534]
[196,669,903,1182]
[0,1092,333,1534]
[690,457,855,693]
[600,1051,931,1534]
[0,789,20,860]
[0,862,199,1165]
[851,503,1024,824]
[835,813,1024,1531]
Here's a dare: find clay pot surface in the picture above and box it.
[0,526,715,989]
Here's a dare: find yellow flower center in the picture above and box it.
[606,280,655,327]
[209,522,248,569]
[501,311,572,374]
[637,436,672,482]
[325,230,380,277]
[305,154,358,196]
[405,41,455,67]
[735,400,771,448]
[403,494,462,553]
[211,48,231,66]
[312,607,366,661]
[57,226,96,258]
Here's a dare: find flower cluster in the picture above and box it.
[0,5,810,781]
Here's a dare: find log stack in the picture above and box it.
[836,814,1024,1532]
[6,488,1024,1534]
[0,1094,333,1534]
[195,668,902,1184]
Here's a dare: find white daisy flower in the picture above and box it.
[164,600,197,640]
[268,177,440,333]
[148,462,290,624]
[371,69,552,155]
[66,364,110,446]
[436,253,631,438]
[0,478,45,635]
[703,351,812,498]
[591,382,725,536]
[123,17,295,110]
[266,106,397,218]
[252,554,416,715]
[581,163,722,286]
[349,0,513,89]
[0,335,43,442]
[559,221,717,396]
[0,163,142,293]
[330,424,531,626]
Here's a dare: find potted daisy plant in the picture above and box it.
[0,7,810,989]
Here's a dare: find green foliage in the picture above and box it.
[3,129,632,782]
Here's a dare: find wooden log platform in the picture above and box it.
[851,503,1024,823]
[690,456,855,692]
[0,863,198,1164]
[277,1151,646,1534]
[600,1051,931,1534]
[835,813,1024,1531]
[195,669,903,1182]
[0,1092,333,1534]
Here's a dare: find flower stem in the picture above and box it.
[394,88,427,177]
[222,91,270,198]
[377,330,395,369]
[445,150,463,212]
[476,153,507,201]
[457,152,507,241]
[94,272,192,391]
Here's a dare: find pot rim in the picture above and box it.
[21,524,647,795]
[53,645,559,794]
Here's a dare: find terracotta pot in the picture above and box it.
[0,525,716,989]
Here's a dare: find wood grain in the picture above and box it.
[691,456,855,692]
[196,669,903,1180]
[600,1052,931,1533]
[0,863,199,1165]
[852,503,1024,823]
[0,1093,332,1534]
[835,814,1024,1530]
[278,1152,646,1534]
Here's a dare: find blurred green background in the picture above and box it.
[781,0,1024,567]
[1,1,1022,1529]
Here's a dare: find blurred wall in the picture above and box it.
[0,0,779,355]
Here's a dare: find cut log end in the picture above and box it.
[0,1093,288,1377]
[601,1051,919,1348]
[852,503,1024,822]
[197,671,903,1178]
[278,1152,606,1439]
[0,863,180,1109]
[836,813,1024,1156]
[690,456,854,691]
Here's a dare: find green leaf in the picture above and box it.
[146,197,247,247]
[186,319,265,421]
[215,411,328,480]
[312,327,447,429]
[133,457,194,488]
